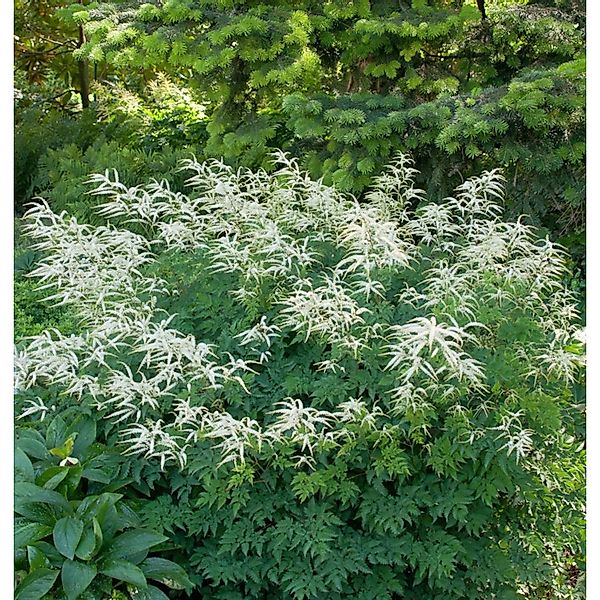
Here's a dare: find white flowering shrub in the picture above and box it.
[15,154,585,599]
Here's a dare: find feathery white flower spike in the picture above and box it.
[16,154,583,471]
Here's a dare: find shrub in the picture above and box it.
[282,58,585,255]
[33,141,196,225]
[14,108,102,213]
[15,155,585,598]
[15,412,193,600]
[74,0,585,254]
[15,74,208,219]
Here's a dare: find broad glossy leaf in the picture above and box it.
[14,501,58,527]
[100,558,147,587]
[15,568,58,600]
[133,585,170,600]
[103,529,167,560]
[15,447,35,483]
[53,516,84,560]
[15,523,52,549]
[75,523,98,561]
[16,429,48,460]
[15,482,72,514]
[61,559,96,600]
[45,415,68,450]
[76,492,122,522]
[69,417,96,457]
[31,541,64,566]
[82,468,111,484]
[27,545,50,570]
[140,557,193,590]
[37,466,69,490]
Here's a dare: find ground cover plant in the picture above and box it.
[14,154,585,598]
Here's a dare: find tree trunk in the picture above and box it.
[477,0,487,20]
[78,0,90,108]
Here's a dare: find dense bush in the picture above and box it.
[69,0,585,252]
[15,155,585,598]
[14,108,101,212]
[33,142,193,225]
[16,74,208,219]
[282,59,585,246]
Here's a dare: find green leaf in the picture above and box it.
[133,585,171,600]
[69,417,96,457]
[61,559,97,600]
[82,468,112,484]
[15,523,52,549]
[53,516,84,560]
[37,466,69,490]
[104,530,167,560]
[15,482,72,514]
[31,541,65,566]
[100,558,147,587]
[15,448,35,483]
[49,435,76,460]
[16,434,48,461]
[76,493,122,522]
[141,557,193,590]
[75,520,101,561]
[15,502,58,528]
[46,415,68,449]
[15,568,59,600]
[27,545,51,571]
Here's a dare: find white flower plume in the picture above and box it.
[15,154,583,470]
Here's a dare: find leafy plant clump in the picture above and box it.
[15,154,585,599]
[15,411,192,600]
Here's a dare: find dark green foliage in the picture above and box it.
[14,276,76,340]
[34,141,193,224]
[119,240,583,600]
[16,74,208,220]
[15,155,586,598]
[73,0,584,253]
[14,412,192,600]
[14,108,101,213]
[282,57,585,254]
[135,440,583,599]
[15,224,77,339]
[13,0,586,598]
